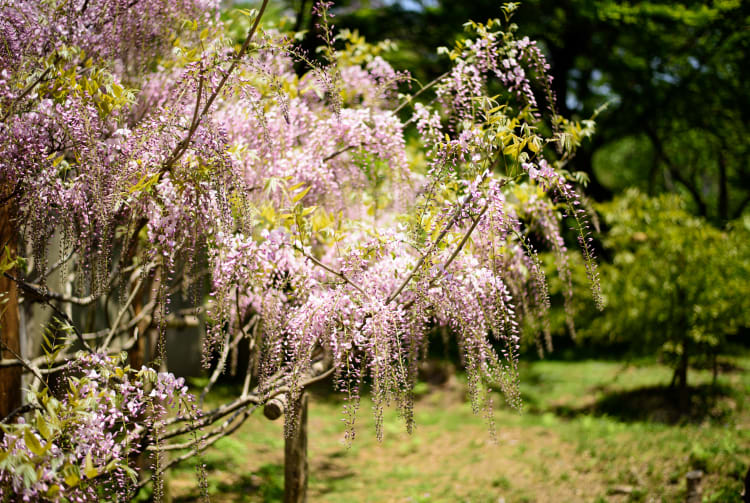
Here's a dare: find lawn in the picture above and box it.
[156,357,749,502]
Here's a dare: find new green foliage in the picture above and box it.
[554,190,750,404]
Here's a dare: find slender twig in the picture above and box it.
[296,246,369,297]
[1,403,41,424]
[30,246,77,283]
[440,199,489,274]
[190,73,204,132]
[20,286,96,306]
[0,324,142,375]
[385,174,490,305]
[399,199,492,309]
[0,181,22,207]
[198,330,230,407]
[159,394,259,437]
[323,144,359,162]
[100,275,144,351]
[0,341,46,388]
[161,0,269,174]
[320,73,449,163]
[393,71,449,115]
[4,272,92,352]
[7,267,95,306]
[149,404,250,452]
[149,422,228,452]
[266,366,334,398]
[199,312,256,406]
[1,67,53,123]
[160,357,330,434]
[242,318,261,398]
[138,405,259,489]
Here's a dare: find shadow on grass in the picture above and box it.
[310,457,357,496]
[173,463,284,502]
[553,383,739,424]
[171,457,356,502]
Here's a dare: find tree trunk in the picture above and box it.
[718,151,728,222]
[284,392,308,503]
[676,342,689,414]
[712,353,718,388]
[0,195,21,422]
[293,0,310,32]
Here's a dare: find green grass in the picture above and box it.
[160,357,749,502]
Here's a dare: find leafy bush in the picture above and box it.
[554,190,750,400]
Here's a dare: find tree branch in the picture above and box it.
[646,127,707,216]
[393,71,449,115]
[1,67,53,123]
[4,272,92,352]
[385,170,492,305]
[0,341,46,388]
[296,246,369,297]
[161,0,270,174]
[99,275,145,351]
[1,403,41,424]
[138,405,259,489]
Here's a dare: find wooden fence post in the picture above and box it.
[284,392,308,503]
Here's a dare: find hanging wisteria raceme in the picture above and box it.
[0,0,602,498]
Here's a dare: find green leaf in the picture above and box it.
[24,428,46,457]
[292,185,311,203]
[84,452,98,479]
[19,464,38,487]
[64,470,80,488]
[128,172,160,195]
[35,412,53,441]
[300,205,317,217]
[123,466,139,484]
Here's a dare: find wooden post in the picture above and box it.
[284,392,308,503]
[0,195,21,421]
[686,470,703,503]
[264,360,328,503]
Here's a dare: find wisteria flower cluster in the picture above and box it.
[1,0,602,497]
[198,10,602,440]
[0,353,194,501]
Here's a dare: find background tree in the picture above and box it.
[551,190,750,412]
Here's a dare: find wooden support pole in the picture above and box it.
[284,392,308,503]
[686,470,703,503]
[0,194,21,422]
[263,359,329,503]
